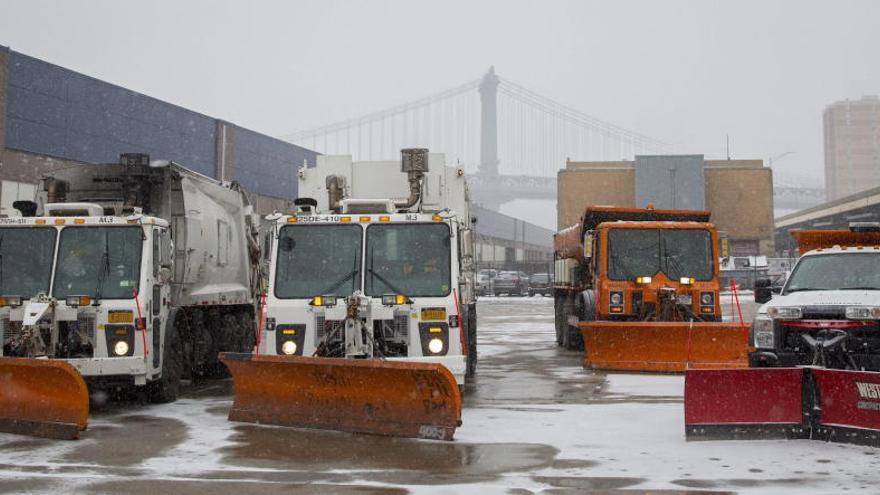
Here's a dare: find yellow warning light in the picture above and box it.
[287,217,298,223]
[432,215,443,221]
[54,219,66,225]
[35,219,46,225]
[359,216,371,222]
[340,216,352,223]
[74,218,85,225]
[379,216,391,222]
[636,276,652,284]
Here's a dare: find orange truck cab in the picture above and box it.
[554,206,748,371]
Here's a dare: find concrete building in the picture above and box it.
[558,155,775,256]
[473,206,553,273]
[824,96,880,201]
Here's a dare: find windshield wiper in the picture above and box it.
[838,286,880,290]
[785,287,827,293]
[366,267,405,295]
[320,269,359,295]
[94,233,111,302]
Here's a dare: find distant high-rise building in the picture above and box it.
[824,96,880,201]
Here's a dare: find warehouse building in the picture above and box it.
[558,155,775,256]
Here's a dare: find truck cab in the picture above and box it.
[751,224,880,370]
[259,149,477,385]
[0,208,172,390]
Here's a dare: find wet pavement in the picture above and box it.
[2,296,879,494]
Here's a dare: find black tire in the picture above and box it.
[149,317,183,404]
[528,290,535,297]
[465,304,477,379]
[562,296,584,351]
[554,295,564,346]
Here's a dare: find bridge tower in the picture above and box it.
[479,66,500,178]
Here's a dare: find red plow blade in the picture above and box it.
[686,367,880,447]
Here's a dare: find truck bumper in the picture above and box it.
[386,355,467,385]
[66,357,149,386]
[749,351,880,371]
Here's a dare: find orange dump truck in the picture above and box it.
[553,206,749,372]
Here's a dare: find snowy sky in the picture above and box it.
[1,0,877,193]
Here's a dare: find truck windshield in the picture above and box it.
[365,223,452,297]
[784,253,880,293]
[53,227,143,299]
[274,224,362,299]
[0,227,56,298]
[607,228,713,281]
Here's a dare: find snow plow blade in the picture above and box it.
[579,321,749,372]
[220,353,462,440]
[684,368,808,440]
[0,357,89,440]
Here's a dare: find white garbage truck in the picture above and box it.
[0,154,261,414]
[257,148,477,384]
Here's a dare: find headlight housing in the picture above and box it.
[113,340,130,356]
[700,292,714,306]
[610,292,623,305]
[427,338,444,354]
[281,340,297,355]
[846,306,880,320]
[767,306,802,319]
[752,315,774,348]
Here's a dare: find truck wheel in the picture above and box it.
[554,296,564,346]
[465,304,477,379]
[150,324,183,404]
[562,296,583,351]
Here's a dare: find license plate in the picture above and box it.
[108,311,133,323]
[421,308,447,321]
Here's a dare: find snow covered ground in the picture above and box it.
[1,296,878,494]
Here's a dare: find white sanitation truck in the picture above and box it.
[0,154,261,418]
[218,149,476,440]
[258,149,478,384]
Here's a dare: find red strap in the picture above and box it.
[133,288,148,362]
[453,288,466,355]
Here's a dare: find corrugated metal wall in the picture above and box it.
[5,52,217,176]
[234,126,315,199]
[634,155,705,210]
[2,49,318,199]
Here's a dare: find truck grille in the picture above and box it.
[315,315,344,345]
[394,313,409,338]
[780,321,880,354]
[77,314,96,346]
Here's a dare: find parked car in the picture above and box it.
[477,269,498,296]
[528,272,553,297]
[493,270,528,296]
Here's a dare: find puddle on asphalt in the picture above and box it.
[532,475,645,490]
[221,424,559,484]
[0,438,55,452]
[62,415,187,467]
[84,479,407,495]
[673,477,810,489]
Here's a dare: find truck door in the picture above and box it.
[151,227,172,370]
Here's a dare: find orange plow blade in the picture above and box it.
[579,321,750,372]
[220,353,462,440]
[0,357,89,439]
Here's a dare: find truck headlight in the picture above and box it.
[846,306,880,320]
[281,340,297,355]
[610,292,623,305]
[752,315,774,348]
[427,338,444,354]
[767,306,802,319]
[700,292,714,306]
[113,340,130,356]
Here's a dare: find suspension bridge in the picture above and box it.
[282,67,822,213]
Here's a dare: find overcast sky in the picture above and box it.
[1,0,878,227]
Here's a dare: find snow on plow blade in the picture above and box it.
[0,357,89,440]
[219,353,462,440]
[685,367,880,447]
[579,321,749,372]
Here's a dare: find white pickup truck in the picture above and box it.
[751,223,880,370]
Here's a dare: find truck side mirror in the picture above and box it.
[754,278,773,304]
